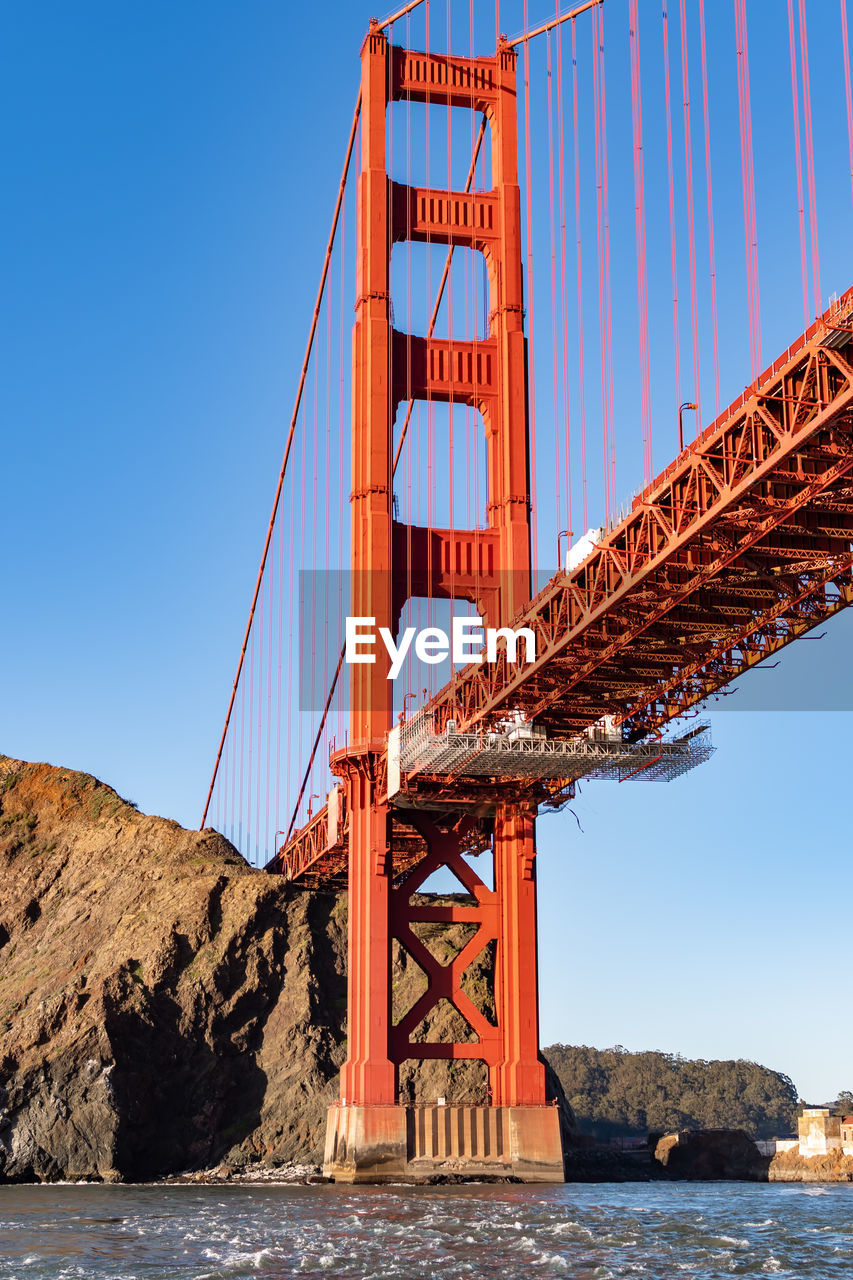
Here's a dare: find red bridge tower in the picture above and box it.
[323,23,565,1182]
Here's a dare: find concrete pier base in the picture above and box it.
[323,1103,565,1183]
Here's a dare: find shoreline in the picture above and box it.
[3,1166,853,1189]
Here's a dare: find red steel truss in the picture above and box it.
[270,286,853,886]
[417,295,853,742]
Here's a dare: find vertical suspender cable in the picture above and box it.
[284,408,297,832]
[787,1,809,331]
[598,6,616,511]
[296,393,308,826]
[547,32,563,531]
[257,567,264,863]
[220,734,227,840]
[324,234,333,736]
[464,118,471,537]
[232,675,239,844]
[424,2,435,698]
[734,0,761,379]
[215,737,221,833]
[221,728,227,841]
[238,647,246,850]
[523,1,539,565]
[310,344,319,781]
[246,604,254,860]
[309,331,320,819]
[282,646,347,845]
[200,92,362,829]
[745,1,760,371]
[445,4,456,612]
[338,189,347,751]
[405,13,414,626]
[679,0,701,427]
[734,0,750,369]
[277,199,352,850]
[572,19,588,531]
[467,0,474,547]
[265,503,273,861]
[253,589,261,862]
[798,0,821,315]
[698,0,720,415]
[842,0,853,216]
[592,7,607,514]
[592,4,612,515]
[257,569,265,863]
[662,2,682,418]
[275,459,284,848]
[254,572,263,863]
[629,0,652,483]
[556,7,573,539]
[470,0,482,608]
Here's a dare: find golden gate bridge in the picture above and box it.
[199,0,853,1181]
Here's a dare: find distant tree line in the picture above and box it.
[544,1044,799,1140]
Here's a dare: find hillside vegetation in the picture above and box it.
[545,1043,798,1140]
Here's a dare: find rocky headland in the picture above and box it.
[0,756,572,1183]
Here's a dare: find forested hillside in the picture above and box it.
[544,1044,799,1140]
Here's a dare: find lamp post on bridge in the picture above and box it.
[679,401,698,452]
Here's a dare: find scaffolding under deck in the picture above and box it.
[388,714,714,794]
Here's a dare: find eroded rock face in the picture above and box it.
[0,758,351,1180]
[768,1148,853,1182]
[0,757,574,1182]
[652,1129,766,1180]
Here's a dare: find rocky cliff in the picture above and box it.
[0,757,572,1182]
[768,1148,853,1183]
[651,1129,768,1180]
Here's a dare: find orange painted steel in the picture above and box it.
[330,24,546,1111]
[269,285,853,887]
[389,814,502,1069]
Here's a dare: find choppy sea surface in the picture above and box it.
[0,1181,850,1279]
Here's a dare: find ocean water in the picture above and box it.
[0,1180,850,1279]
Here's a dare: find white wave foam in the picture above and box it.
[530,1249,569,1270]
[196,1245,279,1279]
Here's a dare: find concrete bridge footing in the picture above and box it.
[323,1102,565,1184]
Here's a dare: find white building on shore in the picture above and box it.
[797,1108,853,1157]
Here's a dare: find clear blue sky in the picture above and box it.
[2,0,851,1106]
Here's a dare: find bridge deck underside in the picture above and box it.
[268,290,853,888]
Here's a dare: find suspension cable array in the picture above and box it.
[203,0,853,871]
